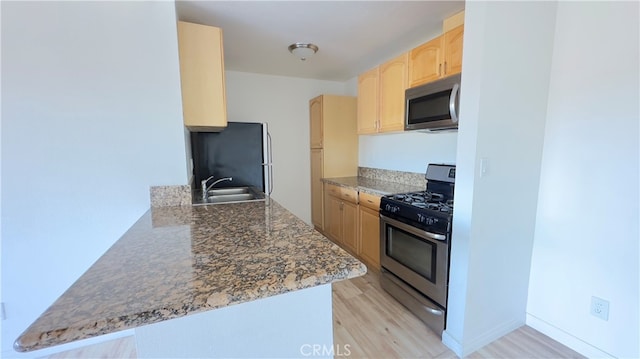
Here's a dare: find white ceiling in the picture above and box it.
[175,1,465,82]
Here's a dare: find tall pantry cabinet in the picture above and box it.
[309,95,358,232]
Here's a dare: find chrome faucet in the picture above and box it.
[201,175,233,200]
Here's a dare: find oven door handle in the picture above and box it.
[380,214,447,241]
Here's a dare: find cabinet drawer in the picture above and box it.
[340,187,359,204]
[359,192,381,211]
[326,183,342,198]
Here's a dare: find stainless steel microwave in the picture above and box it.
[405,74,461,131]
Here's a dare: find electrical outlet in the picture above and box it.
[591,296,609,321]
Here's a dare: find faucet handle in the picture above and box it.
[201,175,215,190]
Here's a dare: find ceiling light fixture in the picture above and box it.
[288,43,319,61]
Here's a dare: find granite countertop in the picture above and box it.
[322,176,424,196]
[15,199,366,352]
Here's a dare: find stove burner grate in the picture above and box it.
[392,192,445,204]
[384,190,454,215]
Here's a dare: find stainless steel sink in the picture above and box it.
[193,186,266,206]
[207,187,251,196]
[206,193,255,203]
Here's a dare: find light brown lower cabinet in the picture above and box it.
[325,193,342,242]
[358,205,380,270]
[357,192,381,269]
[324,184,359,254]
[323,184,381,269]
[341,201,358,254]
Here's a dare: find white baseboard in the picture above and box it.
[441,330,463,357]
[526,313,615,359]
[442,319,523,357]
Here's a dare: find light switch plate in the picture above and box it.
[480,158,489,177]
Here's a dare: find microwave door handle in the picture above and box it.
[449,83,460,124]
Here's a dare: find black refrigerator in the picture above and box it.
[191,122,272,194]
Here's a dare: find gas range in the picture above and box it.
[379,164,456,335]
[379,165,455,236]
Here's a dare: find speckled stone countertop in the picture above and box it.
[15,200,366,352]
[322,176,424,196]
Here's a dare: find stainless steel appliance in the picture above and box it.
[405,74,461,131]
[191,122,273,195]
[379,164,455,335]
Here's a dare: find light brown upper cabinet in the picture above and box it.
[177,21,227,132]
[309,95,358,232]
[443,25,464,78]
[409,25,464,88]
[378,53,409,132]
[356,68,378,135]
[357,53,408,135]
[309,97,323,148]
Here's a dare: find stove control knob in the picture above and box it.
[417,213,438,225]
[385,204,400,213]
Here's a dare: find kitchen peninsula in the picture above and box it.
[14,199,366,358]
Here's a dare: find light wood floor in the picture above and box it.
[46,336,136,359]
[333,269,585,358]
[48,270,584,359]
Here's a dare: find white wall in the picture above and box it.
[135,284,333,358]
[359,132,458,173]
[1,2,187,357]
[224,71,347,224]
[443,2,557,356]
[526,2,639,358]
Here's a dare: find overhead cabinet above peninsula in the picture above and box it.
[177,21,228,132]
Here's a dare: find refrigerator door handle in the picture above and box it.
[267,132,273,195]
[261,128,273,196]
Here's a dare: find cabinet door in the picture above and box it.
[357,68,379,134]
[309,96,323,149]
[379,53,408,133]
[443,25,464,77]
[342,201,359,254]
[359,206,380,269]
[177,21,227,131]
[408,36,443,88]
[310,149,324,231]
[325,194,342,243]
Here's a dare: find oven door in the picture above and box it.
[379,214,449,307]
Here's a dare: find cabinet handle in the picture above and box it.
[444,62,447,75]
[439,63,442,76]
